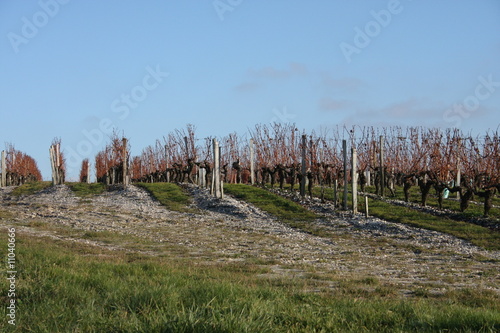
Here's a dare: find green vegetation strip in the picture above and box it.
[224,184,318,222]
[136,182,194,213]
[367,197,500,251]
[375,185,500,219]
[10,181,52,196]
[307,185,500,251]
[67,182,106,197]
[312,185,500,219]
[1,235,498,332]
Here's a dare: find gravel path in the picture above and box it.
[1,184,498,296]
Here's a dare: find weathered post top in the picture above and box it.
[300,134,307,198]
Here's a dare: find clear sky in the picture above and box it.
[1,0,499,180]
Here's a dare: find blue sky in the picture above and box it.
[1,0,499,180]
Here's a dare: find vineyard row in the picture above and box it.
[1,124,499,216]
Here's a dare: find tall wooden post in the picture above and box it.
[165,145,170,183]
[300,135,307,198]
[49,145,58,185]
[343,140,348,210]
[86,160,91,183]
[55,143,60,181]
[1,150,6,187]
[212,139,221,198]
[456,161,461,200]
[249,139,255,185]
[198,167,205,187]
[333,179,338,208]
[379,135,385,197]
[352,147,358,214]
[219,145,224,198]
[49,146,55,185]
[122,138,128,187]
[364,196,369,218]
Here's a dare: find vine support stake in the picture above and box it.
[1,150,6,187]
[249,138,255,185]
[300,134,307,199]
[379,135,385,197]
[343,140,348,210]
[122,138,128,187]
[352,147,358,214]
[364,195,369,218]
[212,138,222,198]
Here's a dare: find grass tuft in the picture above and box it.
[224,184,318,222]
[135,182,195,213]
[10,181,52,196]
[67,182,106,197]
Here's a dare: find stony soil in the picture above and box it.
[0,184,498,296]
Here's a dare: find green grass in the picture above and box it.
[0,209,14,219]
[224,184,336,238]
[377,185,500,219]
[1,235,499,332]
[270,184,500,251]
[309,184,500,219]
[224,184,318,222]
[10,181,52,196]
[67,182,106,197]
[135,182,194,213]
[366,196,500,251]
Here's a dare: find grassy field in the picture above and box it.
[1,235,499,332]
[1,182,499,331]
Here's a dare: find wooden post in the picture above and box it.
[49,145,57,185]
[456,163,461,200]
[212,139,221,198]
[364,196,369,218]
[165,145,170,183]
[1,150,6,187]
[379,135,385,197]
[343,140,348,210]
[219,145,224,198]
[320,148,325,202]
[198,167,205,187]
[352,147,358,214]
[55,143,61,183]
[87,160,91,183]
[249,139,255,185]
[49,146,54,185]
[333,179,338,208]
[300,135,307,198]
[122,138,128,187]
